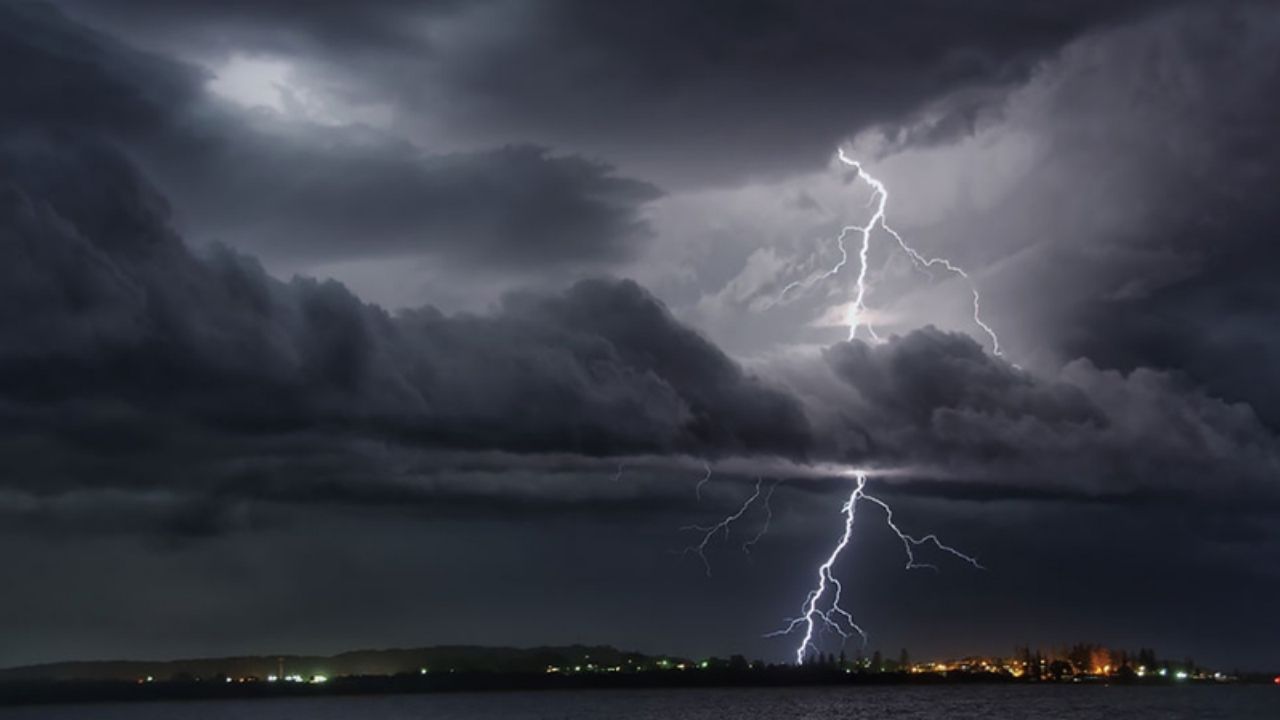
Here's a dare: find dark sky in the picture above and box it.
[2,0,1279,670]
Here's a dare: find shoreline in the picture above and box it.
[3,670,1268,708]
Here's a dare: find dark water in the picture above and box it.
[1,686,1276,719]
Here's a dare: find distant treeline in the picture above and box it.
[3,642,1270,708]
[0,645,663,684]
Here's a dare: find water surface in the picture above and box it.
[1,685,1275,719]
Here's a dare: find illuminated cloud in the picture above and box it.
[0,0,1277,670]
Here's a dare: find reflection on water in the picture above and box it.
[0,685,1276,720]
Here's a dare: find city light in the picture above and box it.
[108,646,1239,693]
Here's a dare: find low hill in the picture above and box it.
[0,645,684,683]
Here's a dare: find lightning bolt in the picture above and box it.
[679,477,769,577]
[741,479,778,555]
[860,492,984,572]
[695,461,713,501]
[782,149,1004,355]
[779,188,880,343]
[764,479,865,660]
[683,147,996,664]
[766,471,981,665]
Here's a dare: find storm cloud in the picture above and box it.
[815,328,1280,502]
[54,0,1170,186]
[0,131,806,501]
[1,1,659,273]
[1,0,1278,671]
[4,126,1275,539]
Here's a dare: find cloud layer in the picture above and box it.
[4,125,1275,543]
[1,0,1278,670]
[55,0,1169,185]
[2,1,660,275]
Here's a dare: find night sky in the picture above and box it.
[2,0,1279,670]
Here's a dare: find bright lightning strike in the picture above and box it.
[766,471,981,665]
[837,148,1003,355]
[860,492,984,572]
[684,147,997,665]
[765,479,865,659]
[783,149,1004,355]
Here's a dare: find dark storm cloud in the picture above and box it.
[53,0,463,56]
[809,328,1280,502]
[1049,4,1280,427]
[873,2,1280,429]
[160,137,661,268]
[1,1,659,268]
[4,0,1278,541]
[2,0,1278,673]
[53,0,1168,185]
[0,131,804,514]
[4,125,1276,545]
